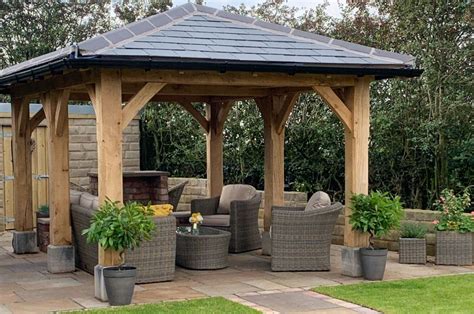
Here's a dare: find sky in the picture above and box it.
[173,0,343,17]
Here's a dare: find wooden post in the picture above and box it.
[43,90,72,246]
[342,78,370,248]
[205,101,232,197]
[257,96,286,232]
[11,97,33,232]
[94,69,123,266]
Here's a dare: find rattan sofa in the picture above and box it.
[271,202,343,271]
[191,184,262,253]
[70,190,176,283]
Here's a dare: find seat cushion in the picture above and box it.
[305,191,331,211]
[80,192,98,210]
[201,215,230,227]
[217,184,256,214]
[70,190,82,205]
[172,211,191,218]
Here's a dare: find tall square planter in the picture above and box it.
[399,238,426,264]
[436,231,472,266]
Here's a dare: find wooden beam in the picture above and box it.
[10,70,94,98]
[343,77,371,248]
[256,96,286,232]
[122,82,166,129]
[313,86,353,132]
[12,97,34,232]
[54,90,70,137]
[29,108,45,134]
[122,69,356,87]
[275,93,300,134]
[179,102,209,132]
[43,90,72,246]
[86,83,96,108]
[95,69,123,266]
[206,101,233,197]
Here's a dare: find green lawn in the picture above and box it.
[314,274,474,314]
[68,297,259,313]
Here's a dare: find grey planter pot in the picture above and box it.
[103,266,137,306]
[360,248,387,281]
[399,238,426,264]
[436,231,472,266]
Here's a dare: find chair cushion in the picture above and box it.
[217,184,256,214]
[305,191,331,211]
[70,190,82,205]
[80,193,98,210]
[201,215,230,227]
[172,211,191,218]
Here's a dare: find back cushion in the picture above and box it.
[305,191,331,211]
[80,193,98,210]
[217,184,256,214]
[70,190,82,205]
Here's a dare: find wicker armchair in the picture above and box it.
[191,185,262,253]
[271,202,343,271]
[168,181,188,211]
[71,193,176,283]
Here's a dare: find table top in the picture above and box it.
[176,226,230,237]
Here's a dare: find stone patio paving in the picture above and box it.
[0,231,472,314]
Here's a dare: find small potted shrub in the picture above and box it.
[433,189,473,266]
[36,204,49,218]
[399,223,427,264]
[82,200,156,306]
[36,205,50,252]
[350,191,404,280]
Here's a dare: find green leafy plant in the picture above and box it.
[82,199,156,264]
[349,191,404,249]
[432,189,473,233]
[37,204,49,215]
[400,223,427,239]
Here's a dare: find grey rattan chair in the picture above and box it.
[190,189,262,253]
[71,202,176,283]
[168,181,188,210]
[271,202,343,271]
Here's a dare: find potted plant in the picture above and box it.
[433,189,473,266]
[399,222,427,264]
[36,204,49,218]
[82,200,156,306]
[350,191,404,280]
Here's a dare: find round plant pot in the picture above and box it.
[360,248,388,281]
[103,266,137,306]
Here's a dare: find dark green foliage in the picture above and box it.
[82,200,156,253]
[399,223,428,239]
[349,191,404,248]
[37,204,49,215]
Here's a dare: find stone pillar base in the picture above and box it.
[261,231,271,256]
[47,245,75,273]
[341,246,363,277]
[94,265,108,301]
[12,230,38,254]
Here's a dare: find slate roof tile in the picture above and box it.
[0,4,417,80]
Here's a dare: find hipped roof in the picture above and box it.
[0,3,421,88]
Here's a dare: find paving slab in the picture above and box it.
[241,291,340,313]
[192,282,262,296]
[18,277,82,290]
[5,298,82,314]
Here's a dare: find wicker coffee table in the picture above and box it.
[176,226,231,270]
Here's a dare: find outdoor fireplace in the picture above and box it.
[88,171,170,204]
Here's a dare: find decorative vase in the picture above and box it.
[399,238,426,264]
[436,231,472,266]
[103,266,137,306]
[360,248,388,280]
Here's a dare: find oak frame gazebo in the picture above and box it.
[0,3,420,285]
